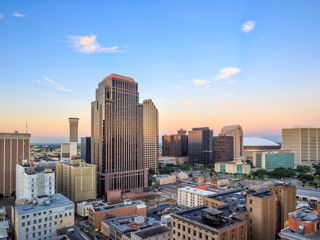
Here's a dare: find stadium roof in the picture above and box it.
[244,137,280,147]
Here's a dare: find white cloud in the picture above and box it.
[68,34,121,53]
[36,76,74,92]
[214,67,241,81]
[174,85,182,89]
[192,79,210,87]
[242,20,256,33]
[12,12,25,17]
[0,14,4,19]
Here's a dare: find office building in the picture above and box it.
[0,132,31,197]
[88,199,147,229]
[215,161,251,175]
[91,74,147,196]
[178,186,213,207]
[16,162,55,200]
[221,125,243,159]
[282,127,320,166]
[14,194,74,240]
[188,127,213,165]
[171,206,247,240]
[143,99,159,173]
[212,135,234,163]
[55,160,96,202]
[153,174,176,186]
[169,129,188,157]
[247,190,276,240]
[60,118,79,160]
[80,137,91,163]
[268,183,296,232]
[76,199,104,217]
[279,204,320,240]
[253,151,295,170]
[161,135,171,156]
[243,137,281,160]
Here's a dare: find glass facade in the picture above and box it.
[263,152,295,171]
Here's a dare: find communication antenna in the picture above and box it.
[26,122,28,133]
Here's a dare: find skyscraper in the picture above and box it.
[212,135,234,163]
[161,135,171,156]
[282,127,320,165]
[143,99,159,174]
[221,125,243,159]
[81,137,91,163]
[170,130,188,157]
[91,74,147,197]
[0,132,31,197]
[69,117,79,143]
[61,117,79,160]
[188,127,213,165]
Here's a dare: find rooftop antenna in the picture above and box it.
[26,122,28,133]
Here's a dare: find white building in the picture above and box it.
[14,194,74,240]
[178,187,213,207]
[16,162,55,200]
[76,200,104,217]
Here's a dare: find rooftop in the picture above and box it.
[248,189,273,198]
[92,200,146,213]
[289,207,319,222]
[133,225,171,239]
[297,188,320,199]
[15,194,74,215]
[179,187,214,196]
[173,206,245,232]
[280,227,320,240]
[244,137,280,147]
[103,215,160,234]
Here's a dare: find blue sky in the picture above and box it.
[1,0,320,143]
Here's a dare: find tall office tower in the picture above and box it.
[212,135,234,163]
[69,117,79,142]
[268,183,296,232]
[56,160,96,202]
[170,130,188,157]
[188,127,213,165]
[16,162,55,200]
[81,137,91,164]
[0,132,31,197]
[221,125,243,159]
[91,74,148,197]
[282,127,320,166]
[162,135,171,156]
[69,117,79,158]
[247,190,276,240]
[143,99,159,174]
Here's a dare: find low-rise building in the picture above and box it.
[101,215,160,240]
[215,161,251,175]
[76,199,104,217]
[296,188,320,203]
[56,160,96,202]
[14,194,74,240]
[171,206,247,240]
[279,204,320,240]
[153,175,176,186]
[253,151,295,170]
[88,200,147,230]
[178,187,214,207]
[131,225,171,240]
[16,162,55,200]
[0,207,9,240]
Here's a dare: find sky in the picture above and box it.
[1,0,320,143]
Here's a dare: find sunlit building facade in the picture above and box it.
[221,125,243,159]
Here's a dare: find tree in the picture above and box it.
[267,168,296,179]
[312,163,320,176]
[296,165,312,174]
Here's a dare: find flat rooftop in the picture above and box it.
[133,225,171,238]
[173,206,245,232]
[289,207,319,222]
[280,227,320,240]
[103,215,159,233]
[92,200,146,212]
[179,187,214,196]
[248,189,273,198]
[297,188,320,199]
[15,194,74,215]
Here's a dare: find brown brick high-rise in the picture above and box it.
[0,132,30,197]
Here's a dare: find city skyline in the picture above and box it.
[1,1,320,143]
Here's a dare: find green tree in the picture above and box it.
[296,165,312,174]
